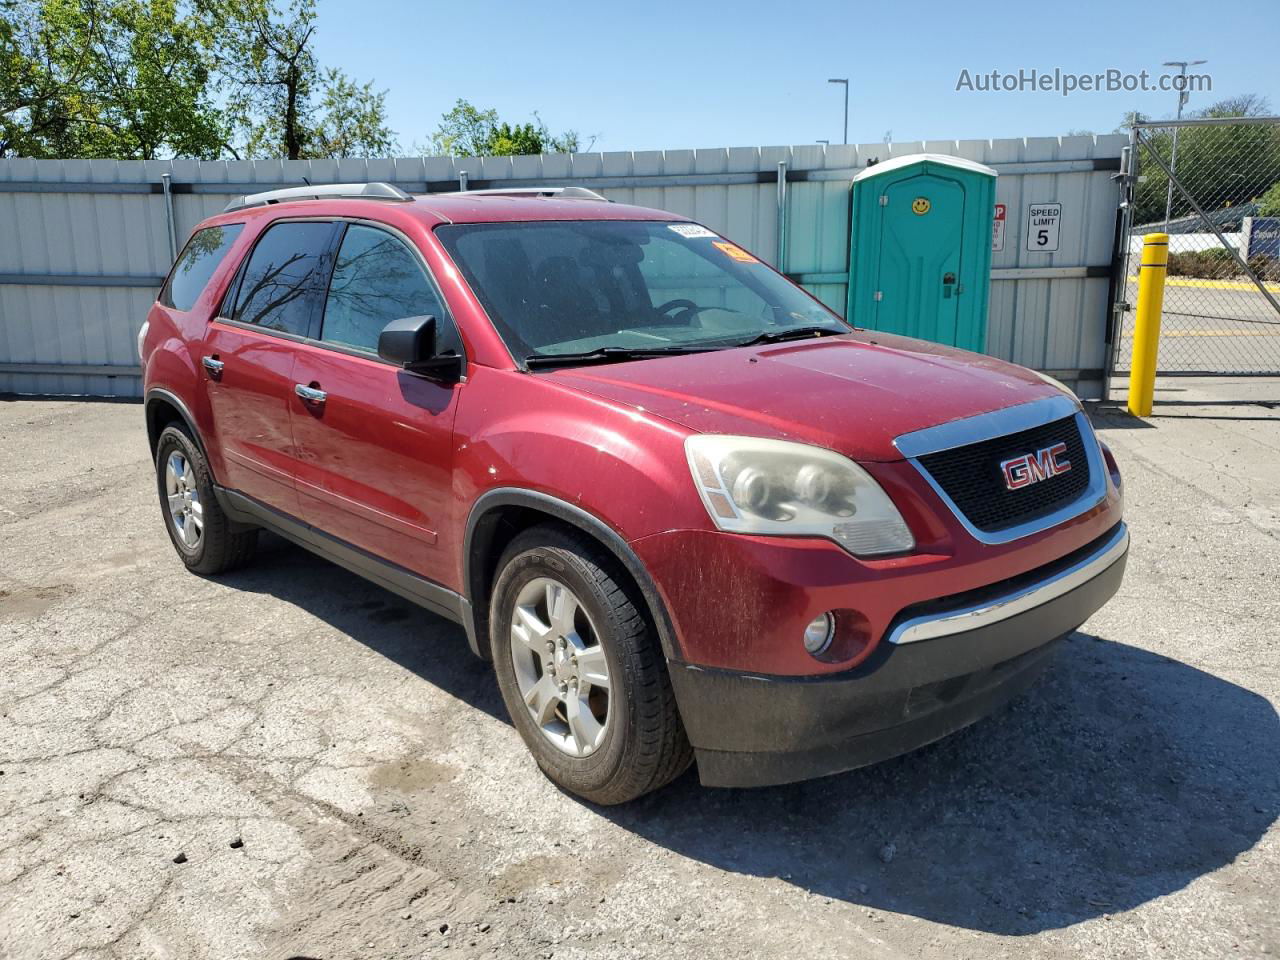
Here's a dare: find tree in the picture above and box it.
[1,0,229,159]
[424,98,583,157]
[221,0,395,160]
[1,0,395,159]
[1259,182,1280,218]
[310,67,394,158]
[1122,95,1280,226]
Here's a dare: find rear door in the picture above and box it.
[288,222,464,584]
[204,220,341,517]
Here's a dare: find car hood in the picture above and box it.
[545,332,1063,462]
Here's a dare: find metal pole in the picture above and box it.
[776,160,788,271]
[1161,59,1206,229]
[1162,65,1186,230]
[1163,122,1180,230]
[828,79,849,145]
[160,173,177,261]
[458,170,469,192]
[843,85,848,145]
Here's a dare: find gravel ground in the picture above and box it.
[1,393,1277,960]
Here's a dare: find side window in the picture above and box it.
[231,221,337,336]
[161,224,244,311]
[321,225,452,354]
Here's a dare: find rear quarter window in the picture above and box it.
[160,224,244,312]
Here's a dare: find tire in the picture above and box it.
[489,524,693,804]
[154,423,258,575]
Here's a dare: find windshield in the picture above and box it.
[435,220,848,363]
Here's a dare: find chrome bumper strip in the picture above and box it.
[887,523,1129,645]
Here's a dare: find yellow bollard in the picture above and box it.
[1127,233,1169,417]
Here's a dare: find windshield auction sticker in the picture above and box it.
[668,224,718,239]
[712,241,759,263]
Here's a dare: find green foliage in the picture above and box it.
[1253,255,1280,282]
[425,98,582,157]
[1166,248,1235,277]
[1125,95,1280,226]
[1166,248,1280,282]
[1259,181,1280,217]
[1,0,229,158]
[310,67,395,159]
[0,0,396,159]
[218,0,395,159]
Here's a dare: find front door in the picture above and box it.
[873,173,965,345]
[287,223,463,586]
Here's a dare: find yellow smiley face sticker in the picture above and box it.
[912,197,931,215]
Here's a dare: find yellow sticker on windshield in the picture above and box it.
[713,241,758,263]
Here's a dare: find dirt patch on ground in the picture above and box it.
[0,582,74,620]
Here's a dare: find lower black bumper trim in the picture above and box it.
[669,527,1128,788]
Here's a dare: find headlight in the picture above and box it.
[685,435,914,556]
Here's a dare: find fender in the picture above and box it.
[145,387,208,460]
[463,487,683,663]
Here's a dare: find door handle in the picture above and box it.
[201,355,224,377]
[294,383,327,404]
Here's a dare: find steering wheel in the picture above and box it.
[654,298,706,325]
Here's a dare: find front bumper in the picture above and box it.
[669,523,1129,788]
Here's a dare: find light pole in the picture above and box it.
[1162,59,1206,229]
[828,78,848,145]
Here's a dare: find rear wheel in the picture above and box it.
[154,424,258,575]
[490,525,692,804]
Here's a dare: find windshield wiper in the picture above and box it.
[525,345,717,369]
[734,325,847,348]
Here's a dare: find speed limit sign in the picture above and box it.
[1026,202,1062,252]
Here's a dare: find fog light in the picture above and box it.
[803,612,835,656]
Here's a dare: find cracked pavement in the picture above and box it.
[1,391,1278,959]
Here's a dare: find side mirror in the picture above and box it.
[378,315,463,380]
[378,314,437,367]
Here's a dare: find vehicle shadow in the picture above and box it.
[602,632,1279,935]
[219,535,1278,936]
[218,532,508,725]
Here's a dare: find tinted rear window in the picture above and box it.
[161,224,244,312]
[231,221,337,337]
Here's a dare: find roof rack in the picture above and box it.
[453,186,609,202]
[224,182,413,213]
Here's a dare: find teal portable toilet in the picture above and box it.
[846,154,996,352]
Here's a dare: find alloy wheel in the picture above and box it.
[509,576,611,757]
[164,450,203,549]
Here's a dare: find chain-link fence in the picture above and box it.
[1112,116,1280,377]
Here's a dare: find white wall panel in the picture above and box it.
[0,137,1124,398]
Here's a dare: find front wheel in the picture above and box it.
[489,525,692,804]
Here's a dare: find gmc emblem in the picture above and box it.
[1001,442,1071,491]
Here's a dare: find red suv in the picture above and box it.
[140,183,1128,804]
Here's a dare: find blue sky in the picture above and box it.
[313,0,1278,153]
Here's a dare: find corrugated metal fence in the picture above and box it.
[0,135,1125,399]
